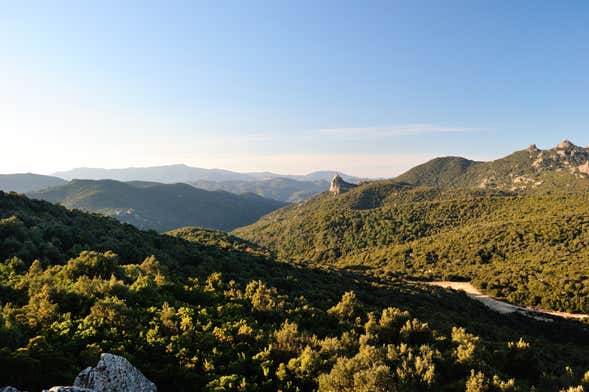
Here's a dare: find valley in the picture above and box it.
[4,5,589,391]
[27,179,286,232]
[2,142,589,391]
[1,191,589,391]
[236,141,589,315]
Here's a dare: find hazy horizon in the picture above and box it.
[3,138,586,178]
[2,2,588,176]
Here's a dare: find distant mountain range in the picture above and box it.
[53,164,364,184]
[28,179,286,232]
[0,166,364,203]
[0,173,67,193]
[45,165,364,202]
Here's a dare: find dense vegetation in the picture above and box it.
[235,178,589,314]
[396,142,589,191]
[2,191,589,391]
[190,178,329,203]
[0,173,66,193]
[28,179,286,232]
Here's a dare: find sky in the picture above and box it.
[1,1,588,177]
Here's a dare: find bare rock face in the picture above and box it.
[329,174,357,195]
[74,353,156,392]
[578,161,589,176]
[556,139,576,150]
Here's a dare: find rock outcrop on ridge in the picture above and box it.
[329,174,357,195]
[394,139,589,191]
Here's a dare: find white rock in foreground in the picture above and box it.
[74,353,156,392]
[43,387,96,392]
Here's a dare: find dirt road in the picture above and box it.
[426,281,589,322]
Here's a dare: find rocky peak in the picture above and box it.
[527,144,539,153]
[329,174,357,195]
[556,139,576,150]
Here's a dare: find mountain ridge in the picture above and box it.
[53,164,365,184]
[395,140,589,191]
[190,177,330,202]
[28,178,286,232]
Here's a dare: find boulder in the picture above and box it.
[0,387,22,392]
[74,353,156,392]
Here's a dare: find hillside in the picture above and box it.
[54,164,363,184]
[0,173,67,193]
[190,177,329,202]
[396,140,589,191]
[393,157,480,187]
[235,172,589,314]
[1,192,589,391]
[28,179,286,231]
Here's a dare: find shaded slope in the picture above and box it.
[28,179,286,231]
[190,177,329,202]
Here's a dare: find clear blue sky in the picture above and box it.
[1,1,588,177]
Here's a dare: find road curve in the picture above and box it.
[426,281,589,322]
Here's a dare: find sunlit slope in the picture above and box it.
[396,141,589,191]
[2,192,589,390]
[235,179,589,313]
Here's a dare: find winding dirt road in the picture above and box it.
[427,281,589,322]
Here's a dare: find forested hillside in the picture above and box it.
[235,179,589,314]
[396,141,589,191]
[28,179,286,231]
[1,192,589,391]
